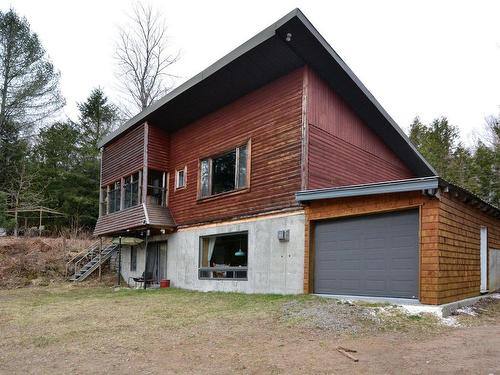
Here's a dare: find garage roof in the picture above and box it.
[296,177,500,219]
[99,8,436,177]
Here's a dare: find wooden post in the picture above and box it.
[39,208,42,237]
[99,237,103,282]
[13,207,18,237]
[144,230,149,290]
[117,236,122,286]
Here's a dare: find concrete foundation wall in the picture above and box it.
[490,249,500,292]
[166,212,305,294]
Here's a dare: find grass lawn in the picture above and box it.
[1,285,499,374]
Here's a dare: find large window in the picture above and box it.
[199,232,248,280]
[199,143,249,198]
[108,181,121,213]
[124,172,140,209]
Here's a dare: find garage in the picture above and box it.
[314,209,419,299]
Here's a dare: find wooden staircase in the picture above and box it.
[66,241,118,282]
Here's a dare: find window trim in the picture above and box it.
[175,166,187,190]
[147,169,168,206]
[130,246,137,272]
[100,169,143,216]
[197,140,251,200]
[198,231,249,281]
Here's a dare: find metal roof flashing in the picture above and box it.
[295,177,440,202]
[295,177,500,219]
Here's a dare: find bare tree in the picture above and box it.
[115,3,179,115]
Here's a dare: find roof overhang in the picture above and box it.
[296,177,440,202]
[99,8,435,177]
[296,177,500,219]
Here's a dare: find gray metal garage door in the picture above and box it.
[314,209,419,299]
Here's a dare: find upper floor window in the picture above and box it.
[108,181,121,213]
[199,142,249,198]
[124,172,140,209]
[147,169,167,207]
[175,166,187,189]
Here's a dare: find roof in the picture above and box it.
[94,204,176,236]
[295,177,500,219]
[100,8,436,177]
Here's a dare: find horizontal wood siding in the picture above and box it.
[436,193,500,303]
[101,124,145,185]
[165,68,305,225]
[306,69,414,189]
[94,205,146,236]
[148,126,169,171]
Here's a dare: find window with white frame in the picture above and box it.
[199,232,248,280]
[175,166,186,189]
[199,142,249,198]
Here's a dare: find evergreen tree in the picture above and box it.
[76,88,118,154]
[0,8,64,189]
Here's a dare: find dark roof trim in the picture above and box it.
[295,177,500,219]
[296,177,439,202]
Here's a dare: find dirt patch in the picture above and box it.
[282,298,443,337]
[0,237,94,288]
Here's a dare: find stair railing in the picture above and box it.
[65,241,104,278]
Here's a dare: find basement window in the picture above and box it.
[199,232,248,280]
[199,142,249,198]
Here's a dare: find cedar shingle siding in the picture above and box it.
[303,191,499,305]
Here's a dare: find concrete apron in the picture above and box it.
[313,293,500,317]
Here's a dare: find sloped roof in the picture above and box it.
[100,8,436,177]
[296,176,500,219]
[94,204,175,236]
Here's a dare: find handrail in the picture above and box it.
[65,240,109,277]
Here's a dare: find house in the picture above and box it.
[94,9,500,304]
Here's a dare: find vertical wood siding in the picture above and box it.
[101,123,145,185]
[166,68,305,225]
[306,69,414,189]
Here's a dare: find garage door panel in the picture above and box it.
[314,210,419,299]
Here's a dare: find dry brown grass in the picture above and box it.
[0,237,94,288]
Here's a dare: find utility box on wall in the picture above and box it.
[278,229,290,242]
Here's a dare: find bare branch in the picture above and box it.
[114,3,179,116]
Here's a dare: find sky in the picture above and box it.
[4,0,500,144]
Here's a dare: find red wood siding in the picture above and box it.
[148,126,169,171]
[101,124,145,186]
[165,68,305,226]
[306,69,414,189]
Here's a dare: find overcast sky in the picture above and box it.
[4,0,500,143]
